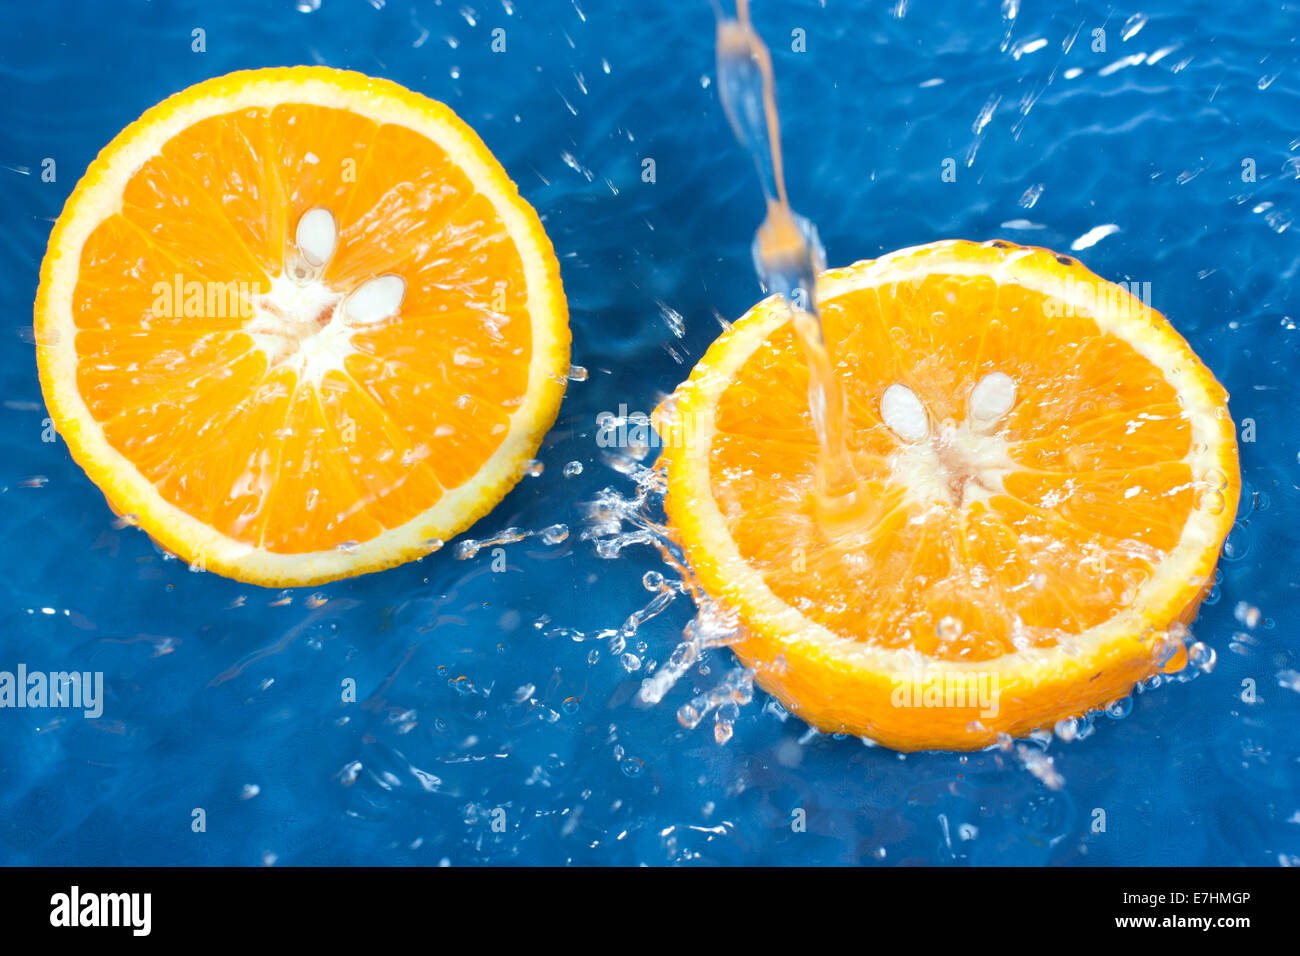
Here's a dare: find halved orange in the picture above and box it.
[34,67,569,586]
[660,239,1239,752]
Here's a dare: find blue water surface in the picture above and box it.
[0,0,1297,866]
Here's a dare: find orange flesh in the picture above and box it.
[709,274,1194,662]
[71,105,531,553]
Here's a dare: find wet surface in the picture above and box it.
[0,0,1296,864]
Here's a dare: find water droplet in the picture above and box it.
[1104,696,1133,719]
[562,460,583,477]
[935,615,964,641]
[1221,523,1251,562]
[1054,717,1080,741]
[1187,641,1216,673]
[1234,601,1262,629]
[540,523,569,545]
[1018,183,1044,208]
[620,756,645,778]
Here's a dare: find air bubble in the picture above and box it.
[1104,696,1133,719]
[1187,641,1216,673]
[1234,601,1261,629]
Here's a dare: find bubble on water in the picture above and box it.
[620,756,645,778]
[1187,641,1216,673]
[1229,632,1256,656]
[1221,523,1251,562]
[1054,717,1081,742]
[1234,601,1262,629]
[562,460,584,478]
[337,761,362,787]
[449,675,476,695]
[677,700,705,730]
[1104,696,1134,720]
[714,708,736,745]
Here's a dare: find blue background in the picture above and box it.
[0,0,1297,865]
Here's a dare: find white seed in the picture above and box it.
[969,371,1017,422]
[880,383,929,442]
[296,207,337,267]
[344,275,406,324]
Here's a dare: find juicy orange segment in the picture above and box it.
[35,67,569,586]
[661,240,1239,751]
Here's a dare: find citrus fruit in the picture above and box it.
[34,67,569,586]
[659,239,1239,752]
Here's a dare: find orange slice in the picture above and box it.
[660,239,1239,752]
[34,67,569,586]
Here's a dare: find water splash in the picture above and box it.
[714,0,859,512]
